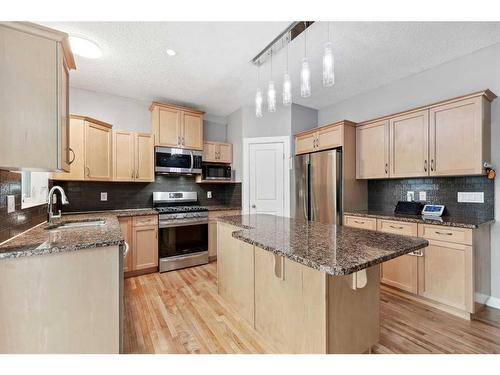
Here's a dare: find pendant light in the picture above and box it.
[255,66,263,118]
[323,22,335,87]
[282,37,292,106]
[267,52,276,112]
[300,23,311,98]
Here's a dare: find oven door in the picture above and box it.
[156,147,193,174]
[158,220,208,258]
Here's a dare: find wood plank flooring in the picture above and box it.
[123,262,500,354]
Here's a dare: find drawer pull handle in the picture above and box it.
[435,231,453,236]
[354,220,365,224]
[389,225,404,230]
[409,250,424,257]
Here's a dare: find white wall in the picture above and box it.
[317,42,500,301]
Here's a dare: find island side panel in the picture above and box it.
[327,265,380,354]
[217,222,255,326]
[0,245,120,353]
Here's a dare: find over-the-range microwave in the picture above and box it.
[202,164,232,181]
[155,146,202,175]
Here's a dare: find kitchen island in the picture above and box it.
[216,214,428,354]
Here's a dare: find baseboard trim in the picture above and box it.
[486,296,500,310]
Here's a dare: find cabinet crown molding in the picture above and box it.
[294,119,356,138]
[149,101,205,115]
[70,114,113,129]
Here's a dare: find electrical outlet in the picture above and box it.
[407,191,415,202]
[458,192,484,203]
[100,192,108,201]
[7,195,15,213]
[207,191,212,199]
[419,191,427,201]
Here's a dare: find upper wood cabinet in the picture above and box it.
[356,90,496,179]
[113,131,154,182]
[389,110,429,178]
[52,115,113,181]
[0,22,76,171]
[150,102,204,150]
[356,120,389,179]
[295,121,350,155]
[203,141,233,163]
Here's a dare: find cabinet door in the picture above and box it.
[295,132,316,155]
[134,132,154,182]
[356,120,389,179]
[218,143,233,163]
[389,110,429,178]
[254,246,326,353]
[203,141,217,162]
[51,118,85,180]
[85,121,112,181]
[418,240,473,312]
[217,223,255,325]
[182,112,203,150]
[317,125,342,151]
[157,107,181,147]
[429,97,485,176]
[119,217,134,273]
[58,46,70,172]
[133,225,158,271]
[208,220,218,258]
[113,131,134,181]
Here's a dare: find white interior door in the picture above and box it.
[248,142,285,216]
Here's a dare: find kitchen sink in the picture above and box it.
[46,219,107,230]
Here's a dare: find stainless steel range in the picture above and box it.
[153,191,209,272]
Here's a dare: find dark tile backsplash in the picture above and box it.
[0,170,47,243]
[52,175,242,213]
[368,176,494,218]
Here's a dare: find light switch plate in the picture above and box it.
[419,191,427,201]
[458,192,484,203]
[100,192,108,201]
[207,191,212,199]
[7,195,15,213]
[407,191,415,202]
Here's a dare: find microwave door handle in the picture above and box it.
[190,151,194,170]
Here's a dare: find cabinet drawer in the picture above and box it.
[343,216,377,230]
[133,215,158,227]
[377,219,418,236]
[418,224,472,245]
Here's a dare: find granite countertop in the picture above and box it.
[62,208,158,217]
[0,210,156,260]
[216,214,428,276]
[344,210,494,229]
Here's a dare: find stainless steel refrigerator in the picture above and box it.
[294,149,342,225]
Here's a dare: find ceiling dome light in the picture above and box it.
[69,35,102,59]
[166,49,177,56]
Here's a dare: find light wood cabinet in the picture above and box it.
[343,215,377,230]
[254,246,327,353]
[429,96,489,176]
[207,210,241,260]
[113,131,154,182]
[295,123,343,155]
[377,220,419,294]
[51,118,85,181]
[119,215,158,277]
[0,22,76,171]
[389,110,429,178]
[203,141,233,163]
[356,120,389,179]
[151,102,204,150]
[295,132,316,155]
[85,120,113,181]
[217,222,255,325]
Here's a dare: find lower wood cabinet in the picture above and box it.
[119,215,158,277]
[208,210,241,260]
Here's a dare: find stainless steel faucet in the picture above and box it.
[47,186,69,222]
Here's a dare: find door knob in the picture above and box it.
[251,204,256,208]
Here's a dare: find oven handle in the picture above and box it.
[159,219,209,228]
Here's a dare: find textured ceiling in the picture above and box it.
[42,21,500,116]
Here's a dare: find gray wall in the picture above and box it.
[70,87,226,141]
[226,108,243,181]
[317,42,500,302]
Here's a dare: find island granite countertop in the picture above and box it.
[0,210,155,260]
[216,214,428,276]
[344,210,494,229]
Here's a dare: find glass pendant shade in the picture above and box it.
[300,58,311,98]
[282,72,292,105]
[323,42,335,87]
[267,81,276,112]
[255,88,263,118]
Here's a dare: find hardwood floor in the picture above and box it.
[123,262,500,354]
